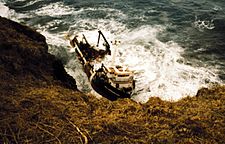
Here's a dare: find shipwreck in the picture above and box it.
[68,30,135,100]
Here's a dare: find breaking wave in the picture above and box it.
[1,0,223,103]
[64,24,220,103]
[99,26,219,102]
[193,16,215,31]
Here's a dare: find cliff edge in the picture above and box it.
[0,17,224,144]
[0,16,77,91]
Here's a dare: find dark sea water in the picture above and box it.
[1,0,224,102]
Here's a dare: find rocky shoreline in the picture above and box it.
[0,17,224,143]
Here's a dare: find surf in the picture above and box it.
[1,0,223,103]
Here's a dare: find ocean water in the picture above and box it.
[1,0,224,103]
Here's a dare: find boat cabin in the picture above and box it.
[99,64,134,91]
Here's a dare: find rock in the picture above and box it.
[0,16,77,91]
[0,16,224,144]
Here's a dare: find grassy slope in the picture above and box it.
[0,17,224,144]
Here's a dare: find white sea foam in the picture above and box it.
[6,1,220,103]
[193,16,215,31]
[23,0,43,8]
[56,7,220,103]
[40,30,67,47]
[0,1,33,22]
[212,5,222,11]
[0,2,13,18]
[96,26,219,103]
[0,2,8,17]
[65,60,92,92]
[35,2,74,16]
[63,24,220,103]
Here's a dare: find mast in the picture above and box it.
[97,30,111,55]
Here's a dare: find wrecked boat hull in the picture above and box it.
[69,30,135,100]
[90,72,132,100]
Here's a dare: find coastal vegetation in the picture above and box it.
[0,17,224,144]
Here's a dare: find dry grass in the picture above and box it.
[0,16,224,144]
[1,85,224,143]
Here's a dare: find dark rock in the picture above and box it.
[0,16,224,144]
[0,16,76,90]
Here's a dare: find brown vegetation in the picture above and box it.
[0,17,224,143]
